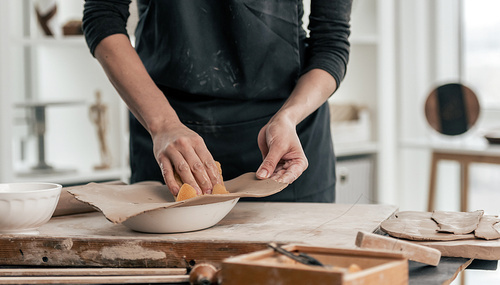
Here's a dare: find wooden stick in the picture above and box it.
[0,267,186,277]
[355,231,441,266]
[0,275,189,284]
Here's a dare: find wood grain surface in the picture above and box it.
[0,203,397,268]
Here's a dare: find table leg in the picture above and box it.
[428,152,438,212]
[460,162,470,212]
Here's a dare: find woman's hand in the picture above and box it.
[255,69,338,184]
[152,122,221,196]
[93,34,220,196]
[256,115,308,184]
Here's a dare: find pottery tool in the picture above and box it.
[355,231,441,266]
[268,243,324,267]
[189,263,220,285]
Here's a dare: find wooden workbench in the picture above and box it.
[0,202,397,268]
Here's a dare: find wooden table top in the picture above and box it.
[0,202,397,268]
[401,137,500,156]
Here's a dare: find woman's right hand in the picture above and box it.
[92,34,219,197]
[151,122,221,196]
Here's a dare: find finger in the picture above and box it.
[257,127,270,160]
[168,135,212,194]
[256,144,283,179]
[180,142,216,194]
[277,161,307,184]
[193,145,221,191]
[269,167,286,180]
[172,135,214,194]
[187,157,213,194]
[159,159,181,196]
[169,151,202,195]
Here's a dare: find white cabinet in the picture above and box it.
[0,1,130,185]
[336,155,374,204]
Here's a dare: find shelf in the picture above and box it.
[14,36,87,47]
[350,34,378,45]
[399,137,500,155]
[13,168,130,186]
[335,141,378,157]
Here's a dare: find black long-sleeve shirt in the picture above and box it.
[84,0,350,86]
[83,0,351,124]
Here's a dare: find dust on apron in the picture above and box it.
[130,0,336,202]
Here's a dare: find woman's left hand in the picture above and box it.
[256,115,308,184]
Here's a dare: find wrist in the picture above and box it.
[147,113,182,136]
[270,109,299,127]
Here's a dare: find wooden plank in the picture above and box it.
[414,239,500,260]
[0,203,398,267]
[0,268,186,276]
[0,275,189,284]
[0,238,266,267]
[355,231,441,266]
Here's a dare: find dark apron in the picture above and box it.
[131,0,336,202]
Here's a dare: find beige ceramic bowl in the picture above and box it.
[0,182,62,234]
[122,198,239,234]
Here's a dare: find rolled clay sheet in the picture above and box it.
[431,210,484,235]
[67,173,288,224]
[380,211,475,241]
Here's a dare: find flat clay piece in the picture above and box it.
[176,184,198,202]
[474,215,500,240]
[431,210,484,235]
[67,173,289,224]
[380,211,475,241]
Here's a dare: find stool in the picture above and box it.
[428,147,500,212]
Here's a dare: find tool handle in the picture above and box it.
[356,231,441,266]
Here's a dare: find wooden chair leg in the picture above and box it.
[428,152,438,212]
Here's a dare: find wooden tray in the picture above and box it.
[221,244,408,285]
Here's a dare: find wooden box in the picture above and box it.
[221,244,408,285]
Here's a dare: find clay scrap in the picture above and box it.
[475,216,500,240]
[431,210,484,235]
[381,210,500,241]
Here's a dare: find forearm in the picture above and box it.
[94,34,180,135]
[273,69,336,126]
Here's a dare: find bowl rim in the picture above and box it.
[0,182,62,194]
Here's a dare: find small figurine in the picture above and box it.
[89,91,111,170]
[34,0,60,37]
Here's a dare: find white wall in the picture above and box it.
[396,0,466,211]
[0,1,13,182]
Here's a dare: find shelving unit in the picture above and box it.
[1,1,129,185]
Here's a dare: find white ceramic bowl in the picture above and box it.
[122,198,239,233]
[0,182,62,234]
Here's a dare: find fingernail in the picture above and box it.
[257,169,268,179]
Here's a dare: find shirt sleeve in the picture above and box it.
[82,0,132,56]
[302,0,352,89]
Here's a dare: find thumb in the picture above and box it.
[256,145,282,179]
